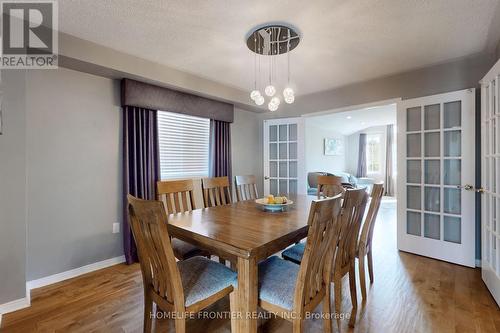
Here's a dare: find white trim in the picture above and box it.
[27,255,125,290]
[0,255,125,318]
[0,296,30,317]
[301,98,402,118]
[480,58,500,85]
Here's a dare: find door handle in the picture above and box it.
[264,176,270,180]
[456,184,484,193]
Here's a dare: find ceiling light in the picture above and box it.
[255,95,265,106]
[247,24,300,112]
[270,96,280,106]
[346,116,352,119]
[250,90,260,100]
[283,87,294,98]
[265,85,276,97]
[268,101,279,112]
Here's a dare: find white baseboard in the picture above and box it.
[26,255,126,290]
[0,255,126,318]
[0,296,30,317]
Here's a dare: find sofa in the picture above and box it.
[307,171,374,195]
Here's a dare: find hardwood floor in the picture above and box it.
[2,199,499,332]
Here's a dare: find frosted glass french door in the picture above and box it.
[481,60,500,306]
[263,118,306,196]
[397,89,476,267]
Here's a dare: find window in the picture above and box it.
[366,134,382,174]
[157,111,210,180]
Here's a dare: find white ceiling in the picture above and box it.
[59,0,499,96]
[306,104,396,135]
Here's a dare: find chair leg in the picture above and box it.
[174,317,186,333]
[219,257,226,266]
[143,292,153,333]
[358,254,367,300]
[334,275,342,330]
[292,318,304,333]
[323,285,332,333]
[348,266,357,327]
[229,261,238,272]
[367,250,374,283]
[229,290,239,333]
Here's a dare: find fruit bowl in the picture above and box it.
[255,196,294,212]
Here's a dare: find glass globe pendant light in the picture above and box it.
[264,85,276,97]
[255,95,265,106]
[284,94,295,104]
[282,37,295,104]
[246,24,300,111]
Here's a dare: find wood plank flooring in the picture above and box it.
[2,199,499,332]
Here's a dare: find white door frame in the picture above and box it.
[263,117,306,196]
[480,59,500,306]
[396,88,476,267]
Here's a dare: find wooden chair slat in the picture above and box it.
[317,175,344,198]
[358,183,384,300]
[202,177,232,207]
[156,179,197,214]
[235,175,258,201]
[332,188,369,327]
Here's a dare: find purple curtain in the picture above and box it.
[209,120,232,180]
[123,106,160,264]
[357,133,367,178]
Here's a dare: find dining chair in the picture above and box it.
[201,176,233,266]
[357,183,384,300]
[332,188,368,327]
[157,180,209,260]
[234,175,259,201]
[317,175,345,198]
[127,195,238,333]
[201,176,232,207]
[281,188,368,327]
[258,195,343,333]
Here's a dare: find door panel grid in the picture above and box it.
[397,89,475,268]
[405,102,464,243]
[482,76,500,278]
[264,118,306,197]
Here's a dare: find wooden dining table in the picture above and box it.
[167,194,314,333]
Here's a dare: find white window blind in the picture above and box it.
[158,111,210,180]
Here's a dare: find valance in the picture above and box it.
[121,79,234,123]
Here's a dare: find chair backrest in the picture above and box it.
[317,175,345,198]
[235,175,259,201]
[336,188,369,269]
[293,195,343,312]
[127,195,185,309]
[358,183,384,252]
[157,179,197,214]
[202,176,232,207]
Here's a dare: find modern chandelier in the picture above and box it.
[246,24,300,111]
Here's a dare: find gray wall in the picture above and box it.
[25,68,123,280]
[261,52,497,119]
[23,69,262,281]
[304,121,346,175]
[231,108,263,195]
[0,70,27,304]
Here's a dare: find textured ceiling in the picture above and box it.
[59,0,499,96]
[306,104,396,135]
